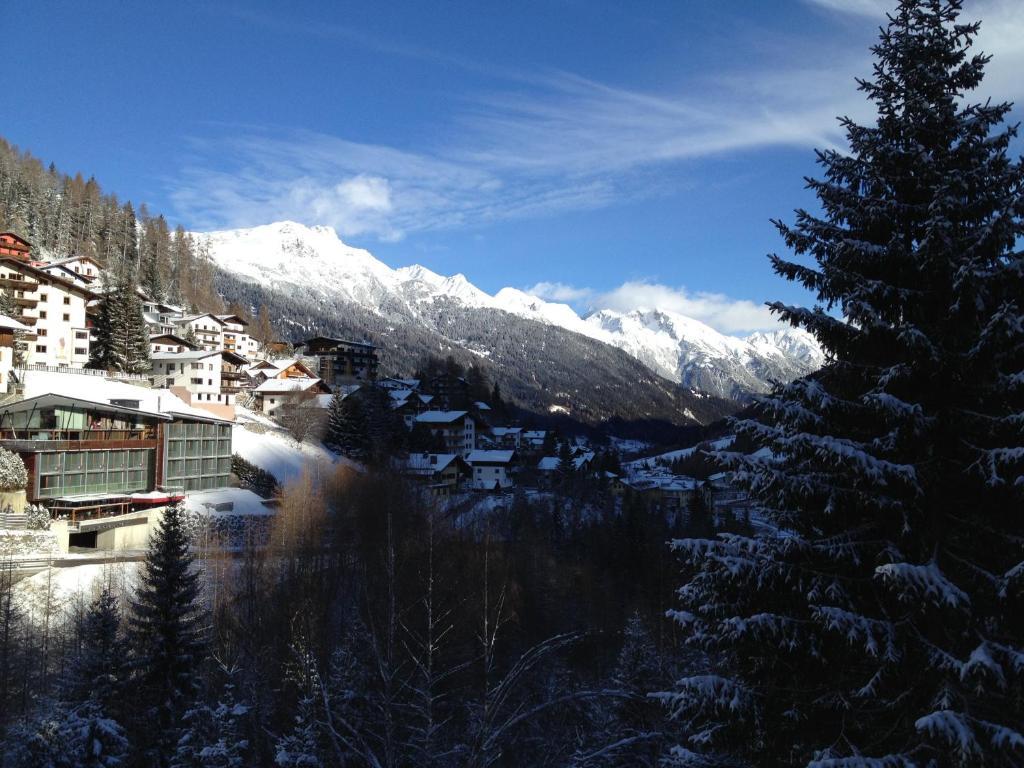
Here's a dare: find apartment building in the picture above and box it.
[0,256,95,368]
[173,313,225,351]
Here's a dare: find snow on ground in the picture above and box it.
[183,488,276,517]
[14,561,142,624]
[624,435,736,472]
[232,407,353,486]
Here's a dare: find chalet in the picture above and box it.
[403,452,469,496]
[149,333,198,355]
[246,358,319,387]
[0,371,234,523]
[0,256,96,368]
[254,376,330,415]
[466,450,516,490]
[0,233,32,261]
[413,411,476,455]
[302,336,380,385]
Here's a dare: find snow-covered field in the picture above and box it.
[232,407,350,486]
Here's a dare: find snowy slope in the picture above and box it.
[197,221,822,400]
[232,407,349,486]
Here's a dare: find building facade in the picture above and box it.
[303,336,379,386]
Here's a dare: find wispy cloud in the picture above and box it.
[525,282,596,304]
[171,1,1024,242]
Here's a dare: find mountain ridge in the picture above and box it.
[198,220,823,400]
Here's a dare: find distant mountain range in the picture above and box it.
[199,221,823,428]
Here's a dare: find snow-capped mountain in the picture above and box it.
[198,221,822,403]
[580,309,825,399]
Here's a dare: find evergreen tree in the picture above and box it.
[181,324,199,348]
[172,677,250,768]
[556,439,575,480]
[661,3,1024,765]
[129,502,205,767]
[90,266,151,374]
[325,392,368,460]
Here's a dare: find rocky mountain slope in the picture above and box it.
[198,221,822,423]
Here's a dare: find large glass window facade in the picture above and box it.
[36,448,154,498]
[163,421,232,491]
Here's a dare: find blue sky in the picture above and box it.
[6,0,1023,333]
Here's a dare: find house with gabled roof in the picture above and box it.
[402,452,470,496]
[466,449,516,490]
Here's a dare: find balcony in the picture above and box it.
[0,277,36,290]
[0,427,158,446]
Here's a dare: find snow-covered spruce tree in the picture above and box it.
[172,676,250,768]
[89,265,151,374]
[128,502,205,766]
[660,2,1024,766]
[326,392,368,460]
[7,586,131,768]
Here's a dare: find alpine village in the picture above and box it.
[0,1,1022,767]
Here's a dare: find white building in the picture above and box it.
[173,313,225,351]
[149,333,198,356]
[0,258,95,368]
[254,376,330,415]
[216,314,259,359]
[414,411,477,455]
[466,450,516,490]
[148,350,238,415]
[39,255,103,287]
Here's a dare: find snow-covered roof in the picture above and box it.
[177,313,226,325]
[0,313,30,331]
[474,401,492,411]
[466,450,515,465]
[491,427,522,436]
[183,488,276,517]
[405,453,460,474]
[537,456,559,471]
[18,370,232,424]
[254,377,323,394]
[415,410,469,424]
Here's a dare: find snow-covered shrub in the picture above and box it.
[25,503,51,531]
[0,447,27,491]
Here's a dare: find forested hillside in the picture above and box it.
[0,138,222,312]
